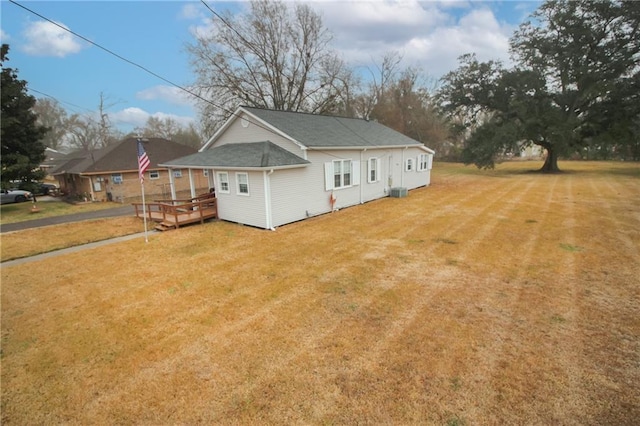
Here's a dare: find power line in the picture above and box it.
[8,0,290,141]
[8,0,209,107]
[8,0,349,160]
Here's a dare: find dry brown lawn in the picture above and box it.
[0,217,145,262]
[2,161,639,425]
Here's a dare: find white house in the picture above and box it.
[160,107,435,230]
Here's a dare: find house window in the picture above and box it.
[368,158,381,183]
[173,169,183,178]
[417,154,428,171]
[217,172,229,193]
[406,158,414,172]
[202,169,209,177]
[325,160,360,190]
[111,173,123,184]
[150,170,160,180]
[236,172,249,195]
[333,159,352,189]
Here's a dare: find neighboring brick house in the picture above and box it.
[51,137,209,202]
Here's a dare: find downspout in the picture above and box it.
[264,169,275,230]
[401,146,408,188]
[360,149,366,204]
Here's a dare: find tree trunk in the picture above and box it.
[540,147,560,173]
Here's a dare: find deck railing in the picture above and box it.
[132,196,217,228]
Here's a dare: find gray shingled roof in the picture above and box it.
[161,141,309,169]
[51,138,198,175]
[243,106,424,148]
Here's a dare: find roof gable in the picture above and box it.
[242,107,425,149]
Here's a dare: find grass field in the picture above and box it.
[0,217,145,262]
[1,161,639,425]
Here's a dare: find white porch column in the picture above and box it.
[188,168,196,199]
[168,168,177,201]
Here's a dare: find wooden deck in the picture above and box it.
[132,194,217,231]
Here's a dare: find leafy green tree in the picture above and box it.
[439,0,640,172]
[1,44,47,187]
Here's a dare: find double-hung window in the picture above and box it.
[368,158,381,183]
[417,154,429,171]
[325,160,360,190]
[217,172,229,193]
[236,172,249,195]
[406,158,414,172]
[333,159,352,189]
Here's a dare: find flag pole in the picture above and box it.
[141,179,149,243]
[137,137,151,243]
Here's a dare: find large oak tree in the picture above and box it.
[439,0,640,172]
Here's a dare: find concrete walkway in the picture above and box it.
[1,200,149,266]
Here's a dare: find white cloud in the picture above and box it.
[136,85,195,107]
[315,1,513,79]
[179,3,203,20]
[21,20,84,57]
[109,107,194,129]
[185,0,515,84]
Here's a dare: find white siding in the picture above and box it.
[209,114,431,228]
[214,112,306,158]
[269,168,317,227]
[402,148,432,190]
[215,170,267,228]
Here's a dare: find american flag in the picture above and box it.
[137,139,151,184]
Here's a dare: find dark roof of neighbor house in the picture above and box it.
[41,147,68,169]
[50,138,198,175]
[242,106,425,149]
[161,141,310,169]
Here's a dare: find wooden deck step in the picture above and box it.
[155,222,177,232]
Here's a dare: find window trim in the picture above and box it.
[217,172,230,193]
[173,169,183,178]
[236,172,249,195]
[111,173,123,184]
[149,170,160,180]
[417,154,428,172]
[406,158,414,172]
[368,157,381,183]
[333,159,352,189]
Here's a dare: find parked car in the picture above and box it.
[0,189,34,204]
[38,183,59,196]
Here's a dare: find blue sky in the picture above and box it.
[1,1,541,133]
